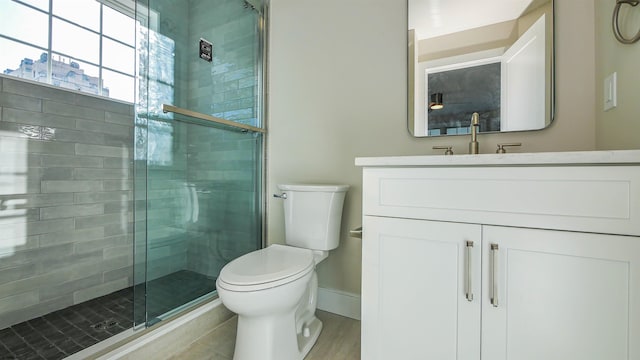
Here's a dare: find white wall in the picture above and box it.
[267,0,597,295]
[595,0,640,149]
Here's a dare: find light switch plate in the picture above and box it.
[604,72,617,111]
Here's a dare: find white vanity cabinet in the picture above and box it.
[362,216,482,359]
[480,226,640,360]
[357,151,640,360]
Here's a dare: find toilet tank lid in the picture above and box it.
[278,184,349,192]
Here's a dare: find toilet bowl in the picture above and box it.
[216,184,349,360]
[216,245,319,360]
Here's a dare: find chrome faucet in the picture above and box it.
[469,112,480,154]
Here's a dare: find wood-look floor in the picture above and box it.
[169,310,361,360]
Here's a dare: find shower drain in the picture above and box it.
[91,319,119,331]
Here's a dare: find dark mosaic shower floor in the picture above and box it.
[0,270,216,360]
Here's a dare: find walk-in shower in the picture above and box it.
[0,0,264,358]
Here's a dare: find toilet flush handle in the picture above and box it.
[273,193,287,199]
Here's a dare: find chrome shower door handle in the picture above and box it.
[273,193,287,199]
[490,243,499,307]
[465,241,474,302]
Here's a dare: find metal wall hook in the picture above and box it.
[613,0,640,44]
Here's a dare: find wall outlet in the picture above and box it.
[604,72,617,111]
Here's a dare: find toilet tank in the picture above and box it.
[278,184,349,251]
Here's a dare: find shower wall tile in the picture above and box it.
[0,292,39,314]
[39,154,103,168]
[0,264,37,287]
[74,191,131,204]
[39,228,105,247]
[38,273,104,301]
[41,180,104,193]
[73,278,129,304]
[186,0,258,127]
[0,295,74,332]
[104,133,133,147]
[102,255,133,274]
[0,244,73,273]
[3,78,77,104]
[50,128,107,145]
[0,92,42,112]
[1,137,76,155]
[1,107,77,128]
[0,75,134,329]
[37,249,104,275]
[103,180,133,191]
[103,157,130,169]
[75,95,131,115]
[0,219,75,240]
[105,111,133,126]
[75,119,132,137]
[103,243,131,259]
[104,201,133,215]
[74,168,129,180]
[40,204,104,220]
[75,213,126,230]
[75,143,128,158]
[184,134,260,277]
[74,237,113,255]
[43,100,105,122]
[40,167,73,181]
[103,265,133,284]
[104,222,133,237]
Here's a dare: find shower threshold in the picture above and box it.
[0,270,216,360]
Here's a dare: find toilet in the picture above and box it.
[216,184,349,360]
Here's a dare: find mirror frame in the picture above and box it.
[407,0,556,137]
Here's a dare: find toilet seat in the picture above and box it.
[218,244,314,292]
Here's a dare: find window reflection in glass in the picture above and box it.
[147,120,173,166]
[0,38,46,80]
[51,53,102,95]
[0,0,150,104]
[103,38,135,75]
[103,5,136,46]
[18,0,49,11]
[52,0,100,32]
[52,18,100,64]
[103,69,134,102]
[0,1,48,48]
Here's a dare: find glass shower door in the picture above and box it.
[144,115,262,323]
[133,0,264,327]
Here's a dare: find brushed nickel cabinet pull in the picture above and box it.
[465,241,474,302]
[490,243,499,307]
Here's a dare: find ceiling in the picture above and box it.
[408,0,536,40]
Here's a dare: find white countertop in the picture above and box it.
[355,150,640,167]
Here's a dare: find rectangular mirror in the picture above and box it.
[408,0,555,137]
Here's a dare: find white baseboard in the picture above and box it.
[317,287,361,320]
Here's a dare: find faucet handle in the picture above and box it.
[496,143,522,154]
[433,145,454,155]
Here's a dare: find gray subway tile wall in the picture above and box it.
[181,0,261,279]
[0,75,134,329]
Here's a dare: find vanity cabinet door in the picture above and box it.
[361,216,482,360]
[480,226,640,360]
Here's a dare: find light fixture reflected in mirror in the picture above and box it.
[429,92,444,110]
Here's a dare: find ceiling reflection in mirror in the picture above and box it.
[408,0,554,137]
